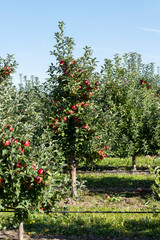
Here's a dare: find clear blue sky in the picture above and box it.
[1,0,160,86]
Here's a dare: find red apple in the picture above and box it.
[84,80,89,85]
[6,124,10,129]
[70,74,74,77]
[34,176,42,184]
[105,146,109,149]
[18,147,24,154]
[72,105,77,111]
[22,141,30,147]
[3,140,10,146]
[63,117,67,121]
[9,127,14,132]
[16,163,22,168]
[0,178,3,184]
[5,71,9,75]
[38,168,45,175]
[84,125,88,130]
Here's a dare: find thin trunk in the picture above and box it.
[132,154,136,170]
[18,221,24,240]
[69,156,78,197]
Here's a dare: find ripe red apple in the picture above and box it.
[9,127,14,132]
[22,141,30,147]
[18,147,24,154]
[138,188,142,192]
[5,71,9,75]
[3,140,10,146]
[0,178,3,184]
[63,117,67,121]
[84,125,88,130]
[16,163,22,168]
[82,103,87,107]
[34,176,42,184]
[6,124,10,129]
[70,74,74,77]
[72,105,77,111]
[105,146,109,149]
[38,168,45,175]
[106,194,110,199]
[84,80,89,85]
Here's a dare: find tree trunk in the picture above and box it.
[132,154,136,170]
[18,221,24,240]
[69,156,78,197]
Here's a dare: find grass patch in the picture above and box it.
[24,211,160,239]
[1,157,160,239]
[78,172,155,191]
[78,156,160,171]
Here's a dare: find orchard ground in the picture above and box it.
[1,156,160,240]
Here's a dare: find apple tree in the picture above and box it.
[99,53,160,169]
[45,21,107,196]
[0,55,66,240]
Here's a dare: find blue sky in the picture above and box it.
[1,0,160,86]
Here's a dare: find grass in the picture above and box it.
[1,156,160,239]
[78,155,160,171]
[24,212,160,239]
[78,172,155,191]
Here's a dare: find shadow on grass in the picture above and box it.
[78,174,154,192]
[78,165,149,172]
[24,214,160,239]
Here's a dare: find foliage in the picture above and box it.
[99,53,160,161]
[0,55,67,229]
[44,21,109,196]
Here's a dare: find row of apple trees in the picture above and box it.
[1,21,160,238]
[18,22,160,198]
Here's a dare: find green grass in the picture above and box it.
[24,211,160,239]
[78,155,160,171]
[78,172,155,191]
[1,156,160,239]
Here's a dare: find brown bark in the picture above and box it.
[132,154,136,170]
[18,221,23,240]
[69,156,78,197]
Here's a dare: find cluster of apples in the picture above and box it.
[59,59,98,99]
[139,79,151,89]
[0,66,11,83]
[2,124,30,154]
